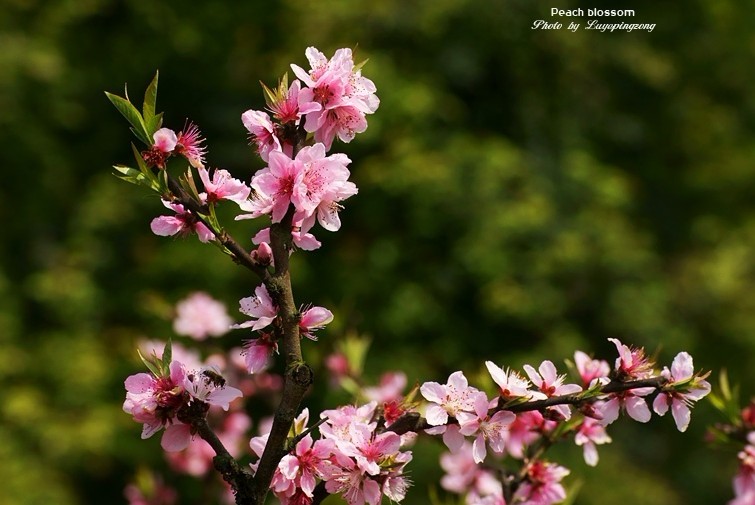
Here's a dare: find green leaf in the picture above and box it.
[719,369,732,402]
[179,167,202,203]
[146,112,164,138]
[161,339,173,375]
[354,58,369,72]
[137,349,162,378]
[105,91,151,146]
[129,143,163,192]
[143,70,159,125]
[113,164,152,188]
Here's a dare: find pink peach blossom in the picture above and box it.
[652,352,711,432]
[198,167,251,205]
[173,292,232,340]
[150,199,214,243]
[235,284,277,331]
[523,360,582,420]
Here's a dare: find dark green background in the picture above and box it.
[1,0,752,503]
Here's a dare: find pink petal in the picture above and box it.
[538,360,558,385]
[523,364,542,386]
[583,442,599,466]
[671,400,691,432]
[141,421,162,439]
[363,478,382,505]
[555,384,583,396]
[473,392,490,418]
[485,361,506,389]
[300,471,317,496]
[245,343,273,374]
[153,128,177,152]
[300,306,334,329]
[420,382,446,404]
[125,373,154,394]
[279,454,299,479]
[472,434,487,464]
[150,216,184,237]
[425,404,448,426]
[195,223,214,243]
[292,230,321,250]
[161,423,192,452]
[599,398,620,426]
[652,393,670,416]
[625,396,651,423]
[207,385,243,410]
[169,360,186,384]
[670,352,694,381]
[447,371,469,390]
[442,424,465,452]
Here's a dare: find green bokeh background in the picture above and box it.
[1,0,753,503]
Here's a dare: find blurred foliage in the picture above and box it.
[1,0,754,503]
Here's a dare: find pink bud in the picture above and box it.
[251,242,274,266]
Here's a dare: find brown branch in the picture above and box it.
[388,376,669,435]
[165,175,270,281]
[311,481,329,505]
[249,140,315,504]
[177,402,255,500]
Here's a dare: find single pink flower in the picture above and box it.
[241,333,278,374]
[175,122,207,169]
[251,150,305,222]
[173,292,232,340]
[574,418,612,466]
[123,360,189,450]
[457,393,516,463]
[421,371,482,453]
[242,109,282,162]
[278,435,335,497]
[440,441,503,497]
[362,371,407,404]
[234,284,277,331]
[608,338,655,380]
[269,79,321,124]
[503,411,550,460]
[340,423,402,476]
[652,352,711,432]
[597,389,654,425]
[141,128,178,169]
[296,178,358,234]
[319,402,378,445]
[322,456,382,505]
[382,473,412,503]
[307,105,369,149]
[325,352,351,382]
[299,305,334,341]
[253,225,322,252]
[420,371,481,426]
[198,167,251,205]
[485,361,532,399]
[183,368,243,410]
[523,360,582,420]
[290,144,353,217]
[513,460,569,505]
[573,350,610,388]
[150,199,214,243]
